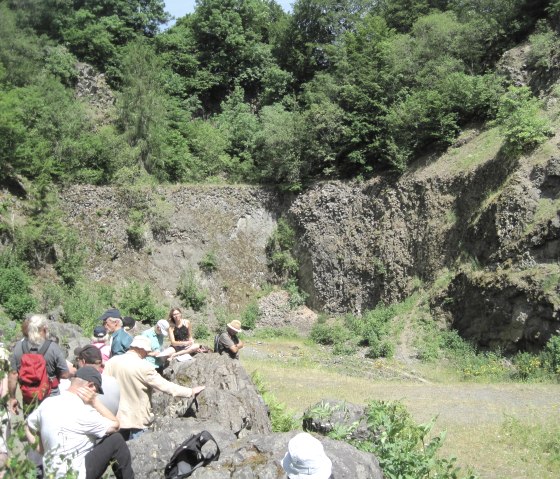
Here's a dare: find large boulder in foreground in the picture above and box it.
[129,428,383,479]
[154,353,272,437]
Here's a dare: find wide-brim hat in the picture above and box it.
[130,335,152,352]
[227,319,242,333]
[156,319,170,336]
[281,433,332,479]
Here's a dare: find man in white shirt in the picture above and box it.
[26,366,133,479]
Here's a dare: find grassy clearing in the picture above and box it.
[241,336,560,479]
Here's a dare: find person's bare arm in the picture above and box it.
[8,370,19,414]
[75,386,120,433]
[229,340,244,354]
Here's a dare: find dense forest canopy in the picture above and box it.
[0,0,559,191]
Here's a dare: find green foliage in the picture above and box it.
[285,278,309,309]
[193,322,210,340]
[251,370,299,432]
[198,251,218,273]
[310,316,354,345]
[117,281,166,324]
[177,268,207,311]
[542,334,560,375]
[126,209,147,249]
[241,300,260,330]
[355,400,477,479]
[500,415,560,472]
[493,86,553,154]
[252,327,300,339]
[266,218,298,281]
[0,256,37,321]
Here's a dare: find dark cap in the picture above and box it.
[122,316,136,330]
[75,366,104,394]
[98,308,121,323]
[93,326,107,338]
[75,344,102,365]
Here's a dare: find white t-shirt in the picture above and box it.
[27,391,112,479]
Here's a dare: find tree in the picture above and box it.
[116,40,172,178]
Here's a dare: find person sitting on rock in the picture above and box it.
[99,309,132,357]
[73,344,120,416]
[91,326,111,363]
[216,320,244,359]
[168,308,200,360]
[103,335,205,441]
[25,366,134,479]
[142,319,171,373]
[282,432,333,479]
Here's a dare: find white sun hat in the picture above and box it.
[281,433,332,479]
[130,335,152,352]
[156,319,170,336]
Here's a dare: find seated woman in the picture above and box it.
[168,308,200,360]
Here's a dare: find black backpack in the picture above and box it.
[213,334,221,354]
[164,431,220,479]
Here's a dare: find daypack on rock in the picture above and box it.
[19,339,57,405]
[213,334,221,354]
[164,430,220,479]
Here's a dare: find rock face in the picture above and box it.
[58,124,560,353]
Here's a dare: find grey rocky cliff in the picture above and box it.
[59,133,560,353]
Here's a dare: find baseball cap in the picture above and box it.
[75,366,104,394]
[75,344,103,365]
[98,308,121,323]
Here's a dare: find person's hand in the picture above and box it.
[75,386,96,405]
[8,397,19,415]
[238,340,244,349]
[192,386,205,396]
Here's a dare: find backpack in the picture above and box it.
[213,334,221,354]
[19,340,58,405]
[164,431,220,479]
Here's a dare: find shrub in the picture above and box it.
[242,300,260,330]
[193,322,210,340]
[266,218,299,281]
[542,334,560,374]
[354,400,477,479]
[251,371,299,432]
[177,268,207,311]
[310,318,352,345]
[198,251,218,273]
[0,260,37,321]
[286,278,308,309]
[118,281,166,324]
[513,352,545,381]
[493,86,553,154]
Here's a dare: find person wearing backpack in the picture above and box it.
[7,314,70,415]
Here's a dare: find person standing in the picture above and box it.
[25,366,134,479]
[216,320,244,359]
[104,336,205,441]
[8,314,70,414]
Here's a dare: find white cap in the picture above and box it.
[281,433,332,479]
[156,319,170,336]
[130,335,152,352]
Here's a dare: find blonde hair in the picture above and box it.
[27,314,48,345]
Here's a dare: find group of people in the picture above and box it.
[0,308,333,479]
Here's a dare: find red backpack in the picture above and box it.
[19,340,58,405]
